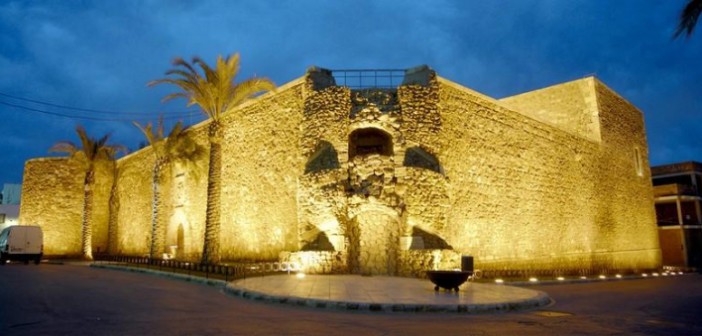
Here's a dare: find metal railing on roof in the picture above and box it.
[330,69,405,89]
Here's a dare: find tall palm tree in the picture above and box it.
[134,118,205,260]
[149,53,275,264]
[50,126,125,260]
[674,0,702,38]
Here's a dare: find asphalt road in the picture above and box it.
[1,263,701,335]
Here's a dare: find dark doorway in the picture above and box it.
[348,128,393,159]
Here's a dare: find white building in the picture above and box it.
[1,183,21,231]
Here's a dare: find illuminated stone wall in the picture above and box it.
[111,78,306,261]
[438,76,660,274]
[500,78,601,141]
[113,149,156,256]
[19,66,660,276]
[19,157,112,256]
[217,79,305,260]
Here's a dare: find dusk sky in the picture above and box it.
[0,1,700,184]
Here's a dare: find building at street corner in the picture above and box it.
[19,65,661,277]
[651,161,702,269]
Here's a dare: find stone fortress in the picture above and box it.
[20,66,661,277]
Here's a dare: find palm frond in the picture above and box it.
[167,120,185,139]
[193,57,218,84]
[224,53,241,84]
[228,77,276,109]
[674,0,702,38]
[49,141,78,155]
[133,121,158,146]
[171,57,198,76]
[51,126,124,170]
[150,52,275,123]
[164,69,199,83]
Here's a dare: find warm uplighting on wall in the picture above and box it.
[642,273,648,277]
[494,279,504,284]
[598,275,606,280]
[528,277,538,283]
[296,272,306,279]
[615,274,622,279]
[556,276,565,281]
[652,272,659,277]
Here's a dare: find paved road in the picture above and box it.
[1,263,701,335]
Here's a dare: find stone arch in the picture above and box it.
[348,128,393,159]
[403,146,443,174]
[305,140,340,174]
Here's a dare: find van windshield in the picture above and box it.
[0,227,9,246]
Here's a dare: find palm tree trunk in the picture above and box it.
[202,122,222,265]
[107,183,119,255]
[82,170,95,260]
[149,161,165,259]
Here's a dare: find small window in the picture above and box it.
[0,214,5,224]
[634,147,643,177]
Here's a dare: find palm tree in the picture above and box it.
[134,118,205,260]
[107,162,120,255]
[50,126,125,260]
[149,53,275,264]
[674,0,702,38]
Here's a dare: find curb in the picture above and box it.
[91,263,227,288]
[223,283,552,314]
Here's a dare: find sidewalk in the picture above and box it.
[91,263,551,313]
[226,274,551,313]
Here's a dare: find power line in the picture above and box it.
[0,100,202,122]
[0,91,198,116]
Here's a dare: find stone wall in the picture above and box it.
[113,149,156,256]
[500,78,601,141]
[438,76,660,275]
[217,78,305,260]
[19,157,112,256]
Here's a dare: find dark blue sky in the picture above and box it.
[0,0,700,184]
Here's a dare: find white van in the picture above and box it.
[0,225,43,265]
